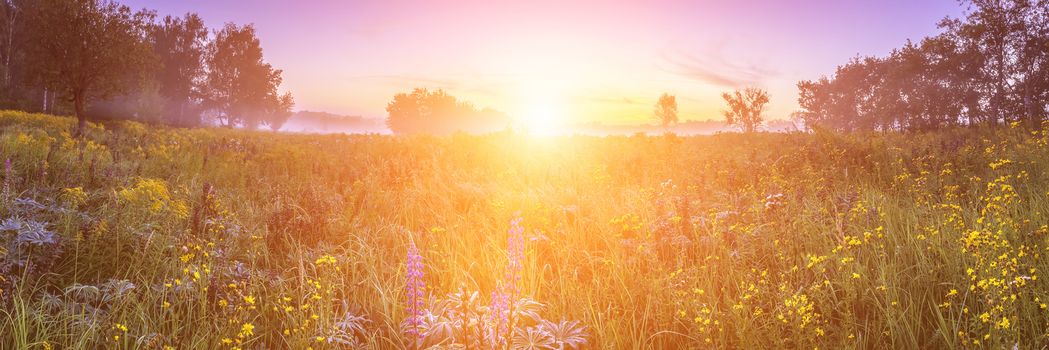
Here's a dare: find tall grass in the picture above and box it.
[0,110,1048,348]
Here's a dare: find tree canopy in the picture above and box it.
[0,0,293,131]
[386,88,508,135]
[722,87,769,133]
[24,0,155,134]
[150,13,208,126]
[202,23,293,130]
[654,93,678,130]
[795,0,1049,132]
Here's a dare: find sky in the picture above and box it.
[122,0,966,129]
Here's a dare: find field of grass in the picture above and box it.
[2,110,1049,349]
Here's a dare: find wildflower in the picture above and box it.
[996,316,1010,329]
[112,323,128,341]
[489,285,511,345]
[488,215,529,346]
[2,158,11,197]
[239,323,255,337]
[60,187,87,207]
[506,215,525,299]
[404,240,425,339]
[117,178,188,218]
[314,254,337,266]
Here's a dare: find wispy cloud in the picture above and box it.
[344,74,510,97]
[345,74,463,90]
[586,95,647,106]
[660,49,776,87]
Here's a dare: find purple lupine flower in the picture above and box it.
[505,215,525,299]
[2,158,10,197]
[488,215,526,347]
[488,285,510,346]
[404,241,426,339]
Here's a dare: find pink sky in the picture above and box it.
[124,0,964,126]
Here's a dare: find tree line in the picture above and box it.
[385,88,509,134]
[0,0,292,134]
[794,0,1048,132]
[652,1,1048,134]
[652,88,771,134]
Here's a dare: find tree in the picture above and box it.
[0,0,43,112]
[654,93,678,131]
[795,78,835,130]
[24,0,155,135]
[721,87,769,133]
[150,13,208,126]
[386,88,508,134]
[955,0,1049,126]
[793,0,1049,132]
[202,23,292,129]
[0,0,22,99]
[265,92,294,131]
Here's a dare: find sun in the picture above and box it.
[511,77,573,136]
[519,98,565,136]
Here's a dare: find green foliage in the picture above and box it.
[1,111,1049,348]
[796,0,1049,131]
[23,0,155,133]
[203,23,293,130]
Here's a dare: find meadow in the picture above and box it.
[2,110,1049,349]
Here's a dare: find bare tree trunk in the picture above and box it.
[74,92,86,137]
[3,6,15,91]
[1024,82,1035,128]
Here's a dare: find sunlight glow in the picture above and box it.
[512,78,571,136]
[521,100,563,136]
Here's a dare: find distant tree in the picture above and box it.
[265,93,294,131]
[150,13,208,126]
[795,78,834,130]
[386,88,508,134]
[0,0,45,112]
[202,23,292,129]
[721,87,769,133]
[0,0,22,99]
[796,41,970,132]
[24,0,155,135]
[789,111,810,132]
[654,93,678,130]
